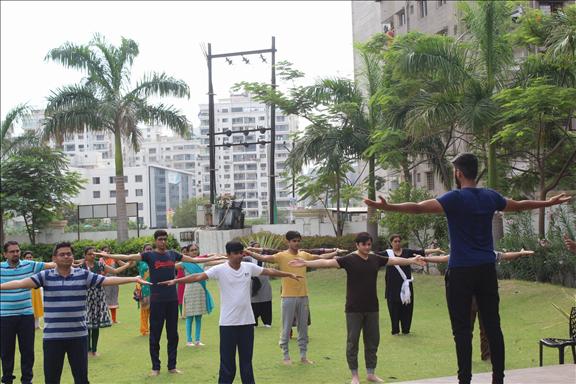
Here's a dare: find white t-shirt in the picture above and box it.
[205,261,263,326]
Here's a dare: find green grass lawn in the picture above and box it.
[18,271,576,383]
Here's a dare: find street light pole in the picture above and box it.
[204,37,278,224]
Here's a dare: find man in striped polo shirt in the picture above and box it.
[1,240,56,384]
[0,242,150,384]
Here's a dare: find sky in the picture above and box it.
[1,1,354,132]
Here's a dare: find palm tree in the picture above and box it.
[43,34,190,241]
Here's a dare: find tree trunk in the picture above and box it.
[114,130,129,242]
[336,169,343,237]
[538,186,547,239]
[366,156,379,247]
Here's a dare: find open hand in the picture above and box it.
[159,279,176,286]
[288,258,306,268]
[363,196,389,210]
[520,248,535,256]
[412,255,427,267]
[288,273,304,281]
[135,276,152,285]
[548,193,572,206]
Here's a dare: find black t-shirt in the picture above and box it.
[141,250,183,302]
[381,248,424,302]
[336,253,389,313]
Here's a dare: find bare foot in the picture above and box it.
[92,352,100,357]
[300,358,314,364]
[149,370,160,377]
[367,373,384,382]
[351,375,361,384]
[168,369,182,374]
[282,358,292,365]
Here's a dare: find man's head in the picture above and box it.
[355,232,373,255]
[52,242,75,268]
[22,251,33,260]
[3,241,21,265]
[225,240,244,263]
[389,234,402,251]
[285,231,302,251]
[452,153,478,189]
[154,229,169,251]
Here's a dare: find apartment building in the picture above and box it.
[197,93,299,219]
[351,0,574,196]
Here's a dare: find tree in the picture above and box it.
[494,82,576,237]
[43,34,190,241]
[173,197,209,228]
[0,146,84,244]
[0,104,41,244]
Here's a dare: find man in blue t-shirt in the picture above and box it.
[100,230,225,377]
[1,241,56,384]
[364,153,571,384]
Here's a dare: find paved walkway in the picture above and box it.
[395,364,575,384]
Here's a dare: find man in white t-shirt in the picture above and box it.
[161,240,302,384]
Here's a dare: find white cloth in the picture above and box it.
[386,249,413,305]
[205,262,263,326]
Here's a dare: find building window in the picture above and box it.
[92,177,100,184]
[416,173,421,183]
[136,189,143,196]
[397,8,406,26]
[110,190,116,198]
[96,134,105,141]
[438,0,446,6]
[222,108,228,113]
[149,148,156,154]
[65,144,75,152]
[135,175,143,182]
[138,203,144,211]
[419,0,428,18]
[222,118,228,122]
[426,172,435,190]
[109,176,115,184]
[93,191,101,198]
[231,107,243,113]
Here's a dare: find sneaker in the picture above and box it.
[263,324,272,328]
[186,342,195,347]
[194,341,205,346]
[168,369,182,374]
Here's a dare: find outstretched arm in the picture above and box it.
[504,193,571,212]
[387,255,427,267]
[101,275,151,287]
[308,249,347,260]
[244,249,277,263]
[181,254,227,263]
[94,252,141,262]
[424,248,444,255]
[159,272,209,286]
[0,277,37,290]
[288,258,339,269]
[364,196,444,214]
[423,255,450,263]
[261,268,303,280]
[499,249,534,261]
[104,261,135,274]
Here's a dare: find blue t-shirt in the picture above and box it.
[437,188,507,268]
[141,250,183,302]
[1,260,45,316]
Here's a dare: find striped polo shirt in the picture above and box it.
[1,260,45,317]
[30,267,105,340]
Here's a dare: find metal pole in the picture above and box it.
[208,43,217,206]
[77,205,80,241]
[269,36,277,224]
